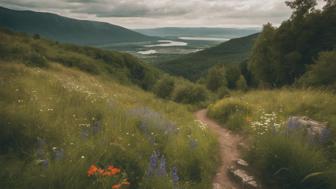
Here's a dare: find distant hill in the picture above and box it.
[156,33,259,80]
[0,6,157,45]
[135,27,260,39]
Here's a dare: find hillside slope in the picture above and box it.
[157,33,258,80]
[0,28,218,188]
[0,6,156,45]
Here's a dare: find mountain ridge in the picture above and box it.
[0,6,157,45]
[156,33,259,80]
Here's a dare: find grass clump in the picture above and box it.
[208,99,252,131]
[247,134,336,189]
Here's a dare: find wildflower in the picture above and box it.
[112,184,121,189]
[172,166,179,185]
[158,155,167,176]
[87,165,98,176]
[147,151,159,176]
[122,178,130,185]
[81,155,85,159]
[107,166,121,175]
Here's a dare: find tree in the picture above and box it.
[248,23,278,87]
[204,66,227,92]
[225,65,241,89]
[298,51,336,89]
[285,0,317,19]
[235,75,248,91]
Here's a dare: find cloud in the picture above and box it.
[0,0,295,28]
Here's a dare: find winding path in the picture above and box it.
[195,109,243,189]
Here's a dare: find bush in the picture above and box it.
[208,99,252,130]
[235,75,248,91]
[26,51,48,67]
[247,134,336,189]
[217,86,231,99]
[153,77,175,99]
[174,84,208,104]
[298,51,336,90]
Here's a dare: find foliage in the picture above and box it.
[248,1,336,87]
[247,134,336,189]
[208,99,252,131]
[174,84,208,104]
[298,51,336,90]
[235,75,248,91]
[202,66,227,92]
[153,77,175,99]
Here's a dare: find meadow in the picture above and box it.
[0,29,218,189]
[208,89,336,188]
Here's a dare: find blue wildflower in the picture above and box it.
[158,155,167,176]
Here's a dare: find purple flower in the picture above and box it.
[158,155,167,176]
[172,166,179,185]
[147,151,159,176]
[92,120,102,135]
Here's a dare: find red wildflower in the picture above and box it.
[87,165,98,176]
[112,184,121,189]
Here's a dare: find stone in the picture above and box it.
[236,159,249,168]
[228,166,259,189]
[287,116,331,143]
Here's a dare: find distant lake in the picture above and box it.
[179,37,229,41]
[145,40,188,47]
[137,49,157,55]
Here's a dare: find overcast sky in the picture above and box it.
[0,0,297,28]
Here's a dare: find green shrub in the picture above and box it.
[247,134,336,189]
[153,77,175,99]
[217,86,230,99]
[235,75,248,91]
[174,84,208,104]
[26,51,48,67]
[298,51,336,90]
[208,99,252,130]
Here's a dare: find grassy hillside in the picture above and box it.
[0,29,218,189]
[0,6,157,45]
[156,33,259,81]
[208,89,336,188]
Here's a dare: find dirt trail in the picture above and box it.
[195,109,243,189]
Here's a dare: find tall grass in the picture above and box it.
[0,62,218,189]
[208,89,336,188]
